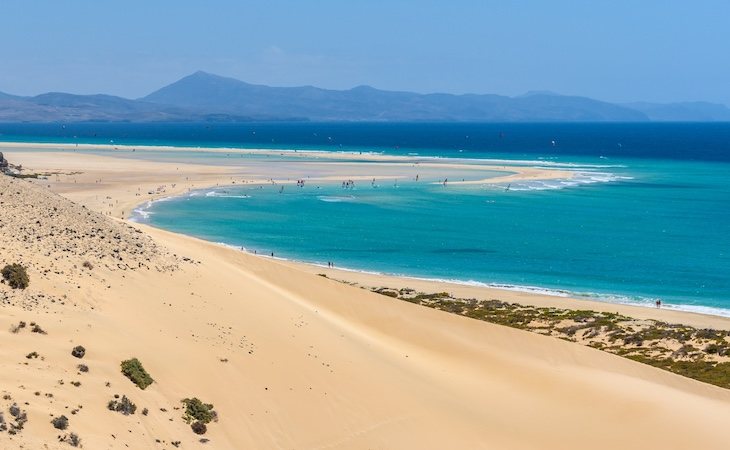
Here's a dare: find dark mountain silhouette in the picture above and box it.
[142,71,647,122]
[0,71,726,122]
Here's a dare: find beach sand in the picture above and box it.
[1,144,729,449]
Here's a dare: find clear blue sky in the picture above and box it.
[1,0,728,104]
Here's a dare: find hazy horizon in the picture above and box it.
[2,1,729,106]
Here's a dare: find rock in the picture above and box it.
[71,345,86,358]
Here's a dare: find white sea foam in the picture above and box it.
[572,291,730,318]
[129,207,152,221]
[204,190,251,199]
[128,196,175,222]
[214,241,292,261]
[660,304,730,318]
[317,195,356,203]
[490,171,633,191]
[216,242,248,252]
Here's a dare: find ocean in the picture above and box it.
[2,122,729,315]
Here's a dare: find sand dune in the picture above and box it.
[0,147,729,449]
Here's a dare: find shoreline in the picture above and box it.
[125,166,728,326]
[6,142,730,328]
[197,238,730,329]
[139,213,730,326]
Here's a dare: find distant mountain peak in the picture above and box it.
[175,71,239,84]
[0,91,20,100]
[350,85,377,91]
[186,70,228,80]
[519,90,562,98]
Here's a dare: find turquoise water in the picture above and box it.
[137,156,730,316]
[3,123,730,315]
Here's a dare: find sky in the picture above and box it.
[1,0,728,105]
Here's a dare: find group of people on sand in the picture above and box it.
[327,261,335,268]
[342,180,355,189]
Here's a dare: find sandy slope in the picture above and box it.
[0,147,729,449]
[290,263,730,330]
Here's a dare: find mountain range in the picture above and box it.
[0,71,728,122]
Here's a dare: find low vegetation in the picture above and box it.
[181,397,217,434]
[191,421,207,435]
[368,286,730,390]
[7,403,28,434]
[51,415,69,430]
[1,263,29,289]
[59,432,82,447]
[107,395,137,415]
[120,358,154,389]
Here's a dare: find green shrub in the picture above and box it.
[704,342,729,356]
[108,395,136,415]
[8,403,28,433]
[51,415,69,430]
[61,432,81,447]
[181,398,216,424]
[10,321,26,333]
[191,421,207,435]
[1,264,29,289]
[375,289,399,298]
[120,358,154,390]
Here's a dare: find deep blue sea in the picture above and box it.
[2,122,729,316]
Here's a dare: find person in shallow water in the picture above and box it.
[656,300,662,308]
